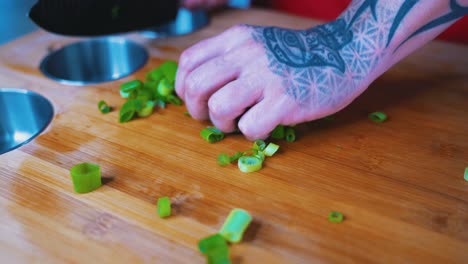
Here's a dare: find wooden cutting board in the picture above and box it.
[0,8,467,264]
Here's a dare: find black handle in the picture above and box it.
[29,0,179,36]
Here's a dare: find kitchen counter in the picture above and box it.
[0,8,467,263]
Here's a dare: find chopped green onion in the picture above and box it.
[229,152,243,162]
[328,211,344,223]
[253,149,266,162]
[253,140,266,151]
[157,197,171,218]
[184,111,191,117]
[137,101,156,117]
[198,234,228,254]
[157,78,175,97]
[167,94,183,106]
[464,167,468,181]
[70,163,102,193]
[120,80,143,98]
[159,60,178,83]
[323,115,335,121]
[219,208,252,243]
[136,88,153,102]
[146,68,164,82]
[271,125,285,139]
[206,251,231,264]
[285,127,296,142]
[263,143,279,157]
[217,153,230,166]
[368,111,387,123]
[119,99,143,123]
[238,156,262,173]
[200,127,225,143]
[98,100,111,114]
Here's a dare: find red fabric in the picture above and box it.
[271,0,468,44]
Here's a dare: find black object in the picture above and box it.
[29,0,178,36]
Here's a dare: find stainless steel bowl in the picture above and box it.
[141,8,209,38]
[0,88,54,155]
[40,37,148,85]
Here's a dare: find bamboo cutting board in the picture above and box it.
[0,8,468,264]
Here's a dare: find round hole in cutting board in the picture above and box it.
[0,88,54,155]
[39,37,148,86]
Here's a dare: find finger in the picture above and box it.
[184,57,240,120]
[208,79,263,132]
[238,98,294,140]
[176,25,251,100]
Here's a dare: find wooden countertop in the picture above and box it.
[1,8,468,264]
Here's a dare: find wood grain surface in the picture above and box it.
[1,8,468,264]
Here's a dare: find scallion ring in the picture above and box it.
[200,127,225,143]
[238,156,262,173]
[328,211,344,223]
[368,111,387,123]
[263,143,280,157]
[98,100,111,114]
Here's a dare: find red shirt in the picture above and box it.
[272,0,468,44]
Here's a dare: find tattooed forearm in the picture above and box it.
[398,0,468,49]
[347,0,378,29]
[251,0,467,108]
[386,0,419,47]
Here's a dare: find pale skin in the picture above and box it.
[176,0,468,140]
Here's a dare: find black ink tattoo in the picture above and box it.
[263,19,353,72]
[397,0,468,49]
[347,0,378,29]
[250,0,466,108]
[386,0,419,47]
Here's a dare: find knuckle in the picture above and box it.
[207,96,227,117]
[185,75,202,99]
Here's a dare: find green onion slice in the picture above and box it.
[146,68,164,82]
[238,156,262,173]
[119,99,144,123]
[98,100,111,114]
[219,208,252,243]
[167,94,183,106]
[253,149,265,162]
[137,101,156,117]
[70,163,102,193]
[159,61,178,83]
[198,234,228,254]
[271,125,285,139]
[200,127,225,143]
[157,197,171,218]
[120,80,143,98]
[253,139,266,151]
[229,152,243,162]
[136,88,153,102]
[464,167,468,181]
[368,111,387,123]
[184,111,191,117]
[328,211,344,223]
[157,78,175,97]
[323,115,335,121]
[206,251,231,264]
[217,153,230,166]
[263,143,279,157]
[285,127,296,142]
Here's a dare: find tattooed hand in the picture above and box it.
[176,22,378,140]
[176,0,468,140]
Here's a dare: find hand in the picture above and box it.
[181,0,229,10]
[176,21,385,140]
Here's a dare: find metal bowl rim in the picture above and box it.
[0,88,54,155]
[39,37,149,86]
